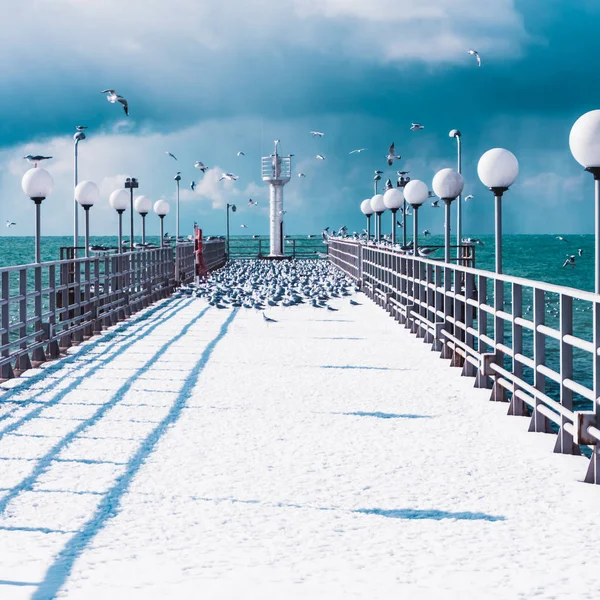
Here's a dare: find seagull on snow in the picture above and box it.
[467,49,481,67]
[386,143,401,166]
[194,161,208,172]
[101,89,129,115]
[219,173,239,181]
[410,123,424,131]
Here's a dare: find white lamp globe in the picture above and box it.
[370,194,386,213]
[134,195,152,215]
[383,187,404,210]
[22,168,53,199]
[74,180,99,207]
[154,199,170,216]
[360,199,374,216]
[432,169,464,200]
[477,149,519,189]
[109,189,129,211]
[404,180,430,206]
[569,110,600,169]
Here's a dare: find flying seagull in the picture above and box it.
[75,125,87,131]
[310,131,324,137]
[349,148,367,154]
[165,151,178,161]
[101,89,129,115]
[431,199,439,208]
[248,199,258,206]
[467,49,481,67]
[464,194,474,201]
[190,181,196,191]
[386,143,401,166]
[219,173,239,181]
[316,154,325,160]
[562,255,576,268]
[556,235,569,242]
[24,155,52,167]
[6,220,16,228]
[298,173,306,178]
[240,224,248,228]
[194,161,208,172]
[237,151,245,156]
[410,123,424,131]
[578,248,584,256]
[423,229,431,237]
[279,210,287,215]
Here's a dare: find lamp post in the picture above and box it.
[569,109,600,484]
[432,168,465,264]
[404,180,429,256]
[74,181,99,258]
[370,194,386,242]
[477,149,519,274]
[226,203,237,257]
[73,127,86,256]
[374,173,381,195]
[397,173,411,247]
[174,172,181,243]
[124,177,139,251]
[109,189,129,253]
[22,168,53,263]
[134,196,152,246]
[383,187,404,245]
[153,199,170,247]
[449,129,462,259]
[360,199,374,240]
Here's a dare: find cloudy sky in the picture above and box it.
[1,0,599,238]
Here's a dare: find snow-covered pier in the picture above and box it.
[1,282,600,599]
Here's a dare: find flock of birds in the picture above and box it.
[180,260,356,319]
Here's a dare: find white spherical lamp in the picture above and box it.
[154,199,170,216]
[134,195,152,215]
[109,189,129,212]
[383,187,404,210]
[570,110,600,169]
[404,180,430,206]
[370,194,386,214]
[477,149,518,190]
[22,168,53,200]
[360,198,374,216]
[75,181,99,208]
[432,169,464,200]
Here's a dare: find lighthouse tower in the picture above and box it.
[261,140,292,256]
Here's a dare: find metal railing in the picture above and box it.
[328,239,600,484]
[0,241,216,382]
[203,239,227,271]
[228,238,326,260]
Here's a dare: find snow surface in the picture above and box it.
[0,294,599,599]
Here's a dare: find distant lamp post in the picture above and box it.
[449,129,462,258]
[383,187,404,245]
[226,203,237,256]
[370,194,386,242]
[404,180,429,257]
[153,199,170,247]
[174,172,182,243]
[109,189,129,253]
[360,199,374,240]
[432,168,464,264]
[477,149,518,274]
[124,177,139,251]
[74,181,99,258]
[397,173,411,247]
[134,195,152,246]
[373,173,382,195]
[73,127,86,256]
[22,167,53,263]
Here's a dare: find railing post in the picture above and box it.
[15,269,31,373]
[0,271,13,380]
[508,283,525,414]
[529,287,552,433]
[46,264,60,359]
[462,271,477,377]
[475,275,492,388]
[491,278,506,401]
[31,265,46,365]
